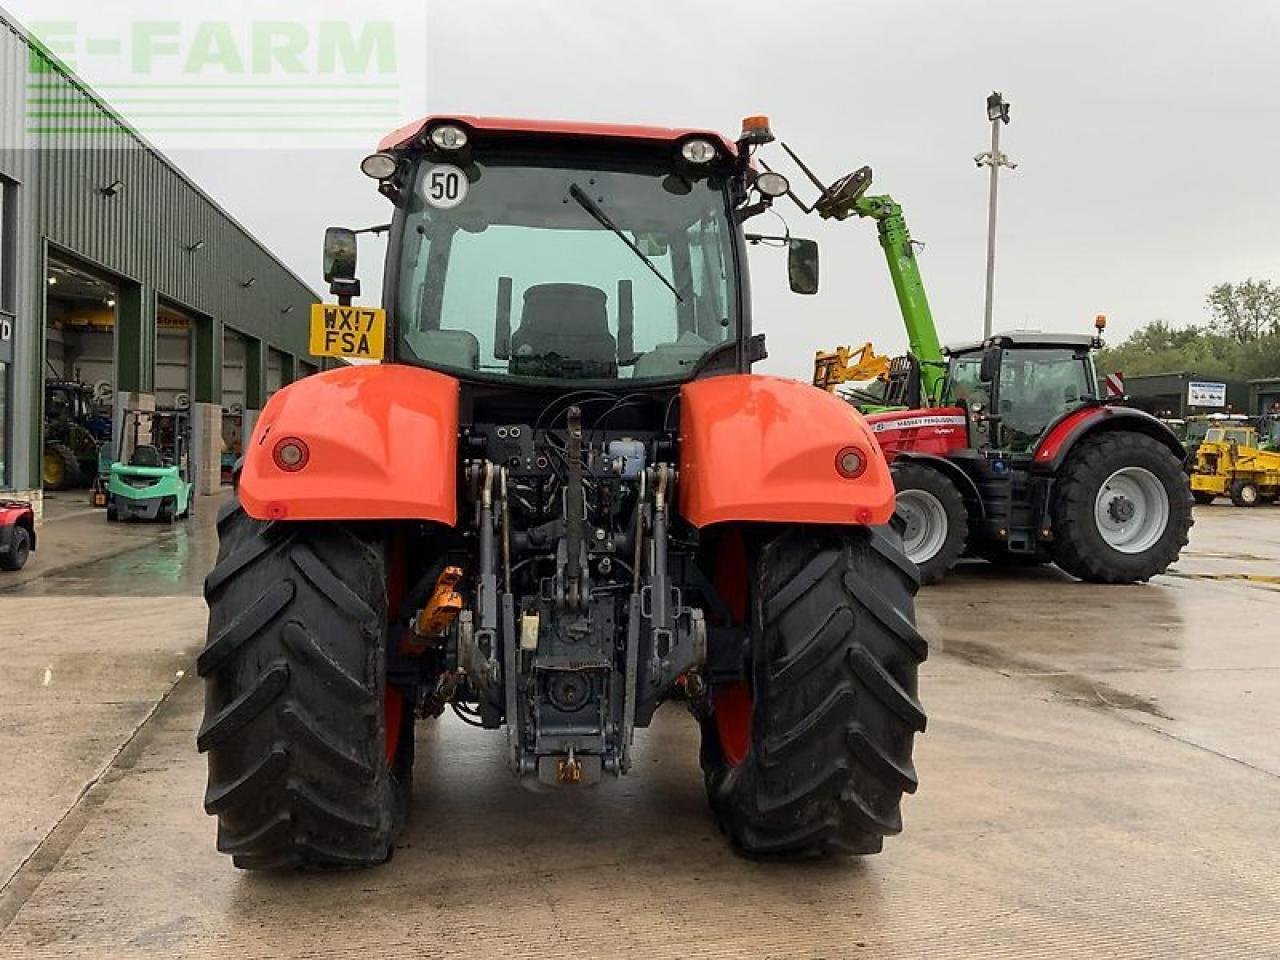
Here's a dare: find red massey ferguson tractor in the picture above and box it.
[197,116,928,870]
[868,325,1194,584]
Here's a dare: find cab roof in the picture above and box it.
[378,115,738,155]
[944,330,1098,355]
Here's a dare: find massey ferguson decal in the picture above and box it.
[870,415,968,433]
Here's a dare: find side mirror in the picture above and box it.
[787,238,820,295]
[323,227,358,284]
[979,346,1000,383]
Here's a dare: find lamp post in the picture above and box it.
[975,91,1016,339]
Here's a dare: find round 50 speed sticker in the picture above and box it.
[423,163,469,209]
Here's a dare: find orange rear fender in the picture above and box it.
[678,375,895,528]
[238,364,459,524]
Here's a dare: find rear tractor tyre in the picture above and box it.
[197,498,414,870]
[1229,480,1260,508]
[701,525,927,857]
[891,462,968,585]
[42,442,80,491]
[1050,432,1193,583]
[1192,491,1217,506]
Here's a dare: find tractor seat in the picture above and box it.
[510,284,616,370]
[129,445,163,468]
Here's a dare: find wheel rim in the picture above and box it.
[43,453,63,488]
[1093,467,1169,554]
[897,489,950,565]
[1241,485,1258,505]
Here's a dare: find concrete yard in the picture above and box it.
[0,502,1277,959]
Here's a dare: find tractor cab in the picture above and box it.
[45,380,94,424]
[1260,413,1280,451]
[1203,425,1257,447]
[318,117,812,392]
[1186,413,1252,457]
[942,331,1101,454]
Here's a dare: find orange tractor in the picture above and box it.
[197,116,927,870]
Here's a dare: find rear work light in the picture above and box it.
[272,437,310,472]
[361,152,398,179]
[755,171,790,197]
[835,445,868,479]
[681,138,718,164]
[429,124,469,150]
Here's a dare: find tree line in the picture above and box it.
[1097,279,1280,382]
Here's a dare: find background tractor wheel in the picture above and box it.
[0,526,30,571]
[197,499,414,870]
[1192,491,1217,506]
[42,443,80,491]
[1050,432,1193,583]
[1229,480,1260,507]
[892,462,968,585]
[701,525,926,858]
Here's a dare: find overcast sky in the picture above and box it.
[12,0,1280,379]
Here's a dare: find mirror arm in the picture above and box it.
[329,278,361,307]
[758,156,822,215]
[734,199,773,223]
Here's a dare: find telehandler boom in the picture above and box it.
[769,150,947,403]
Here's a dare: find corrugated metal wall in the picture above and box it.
[0,12,39,490]
[0,7,320,490]
[23,34,317,352]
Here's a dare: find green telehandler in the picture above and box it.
[771,153,947,411]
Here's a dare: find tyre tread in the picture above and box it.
[703,526,925,859]
[198,500,405,871]
[1050,432,1193,583]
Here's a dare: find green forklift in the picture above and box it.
[106,409,195,522]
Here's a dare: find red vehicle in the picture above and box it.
[0,501,36,572]
[867,330,1194,584]
[197,116,927,870]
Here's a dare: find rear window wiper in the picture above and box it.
[568,183,683,302]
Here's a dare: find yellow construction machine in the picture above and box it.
[1190,425,1280,506]
[812,342,891,392]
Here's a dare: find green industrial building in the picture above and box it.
[1119,372,1250,419]
[1,7,321,509]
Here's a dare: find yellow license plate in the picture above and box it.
[309,304,386,360]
